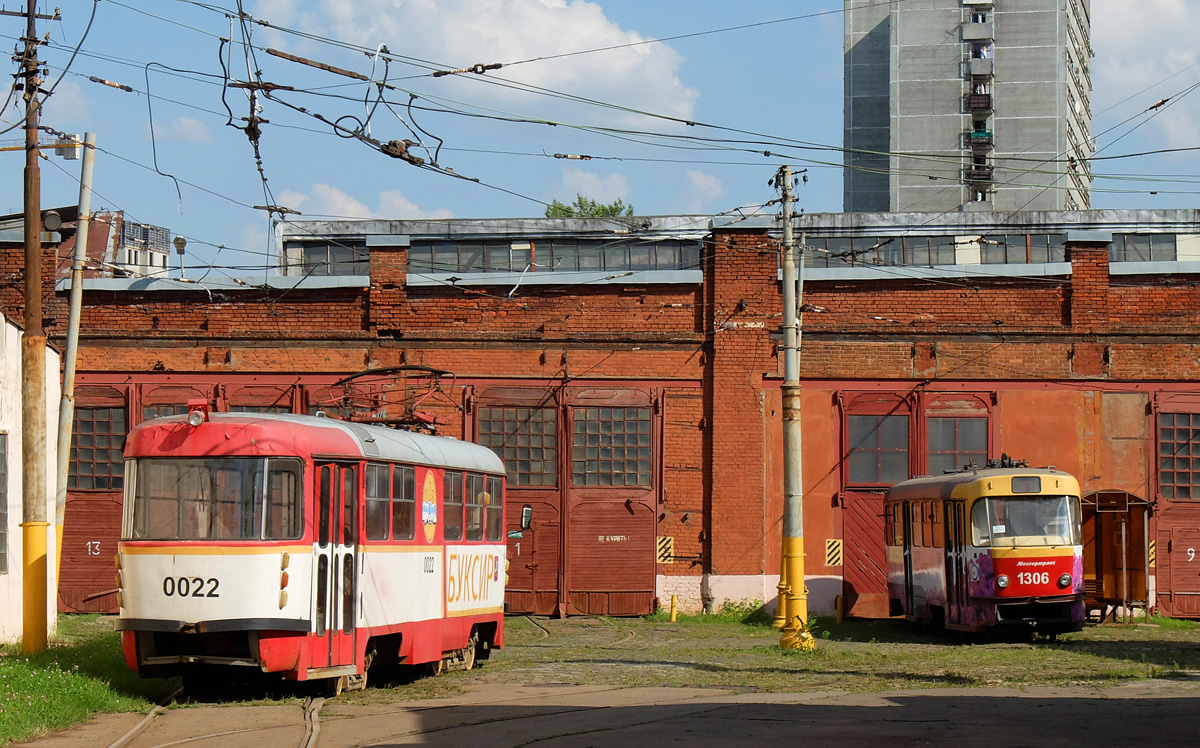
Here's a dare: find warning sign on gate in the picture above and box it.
[825,539,844,567]
[656,536,675,564]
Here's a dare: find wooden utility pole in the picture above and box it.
[16,1,50,654]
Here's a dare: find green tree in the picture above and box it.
[545,194,634,218]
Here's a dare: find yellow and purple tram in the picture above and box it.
[885,465,1085,637]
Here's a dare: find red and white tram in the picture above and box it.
[885,465,1085,637]
[115,404,513,694]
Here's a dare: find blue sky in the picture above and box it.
[1,0,1196,277]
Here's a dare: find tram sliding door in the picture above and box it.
[312,462,358,670]
[944,500,969,627]
[902,501,915,615]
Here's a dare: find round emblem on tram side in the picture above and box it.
[969,562,980,582]
[422,471,438,543]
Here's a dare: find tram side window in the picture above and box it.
[444,471,464,541]
[365,463,390,540]
[465,473,486,541]
[318,465,332,547]
[342,466,357,545]
[392,466,416,540]
[485,475,505,542]
[932,502,943,548]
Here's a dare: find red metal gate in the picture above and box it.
[58,493,123,613]
[842,491,890,618]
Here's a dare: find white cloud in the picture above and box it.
[378,190,454,219]
[253,0,699,126]
[279,183,452,219]
[168,116,212,144]
[557,167,629,204]
[38,80,90,129]
[677,170,726,213]
[1093,0,1200,149]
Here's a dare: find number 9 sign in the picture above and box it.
[1189,548,1196,563]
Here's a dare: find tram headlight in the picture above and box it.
[1058,573,1072,589]
[996,574,1010,589]
[187,410,205,427]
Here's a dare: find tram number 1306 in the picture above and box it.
[162,576,220,598]
[1017,572,1050,585]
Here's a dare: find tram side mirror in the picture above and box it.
[508,506,534,539]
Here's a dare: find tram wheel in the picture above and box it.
[325,675,346,697]
[462,631,479,671]
[424,657,444,677]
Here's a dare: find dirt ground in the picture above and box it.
[14,616,1200,747]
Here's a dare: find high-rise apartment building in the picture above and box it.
[844,0,1092,213]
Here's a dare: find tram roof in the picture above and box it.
[128,412,506,475]
[886,467,1080,501]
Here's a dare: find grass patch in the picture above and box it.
[0,615,177,744]
[481,613,1200,695]
[1147,614,1199,631]
[644,600,775,626]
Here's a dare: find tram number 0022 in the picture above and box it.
[1017,572,1050,585]
[162,576,220,598]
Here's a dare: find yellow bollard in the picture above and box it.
[670,594,678,622]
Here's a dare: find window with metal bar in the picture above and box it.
[478,407,558,486]
[1159,413,1200,499]
[69,407,127,489]
[571,407,652,487]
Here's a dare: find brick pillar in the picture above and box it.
[705,224,778,589]
[368,237,408,336]
[1065,231,1112,333]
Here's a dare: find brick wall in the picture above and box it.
[704,227,777,576]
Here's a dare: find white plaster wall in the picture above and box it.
[0,317,61,644]
[697,573,842,617]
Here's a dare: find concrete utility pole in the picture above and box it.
[19,0,48,654]
[56,133,96,571]
[777,165,815,651]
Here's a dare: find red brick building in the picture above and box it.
[8,209,1200,618]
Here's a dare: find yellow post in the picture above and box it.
[670,594,678,623]
[22,521,49,653]
[773,555,787,628]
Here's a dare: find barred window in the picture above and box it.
[927,417,988,475]
[847,414,909,485]
[478,407,557,486]
[228,405,291,414]
[70,407,127,489]
[571,407,652,487]
[1160,413,1200,499]
[143,404,188,420]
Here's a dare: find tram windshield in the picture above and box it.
[124,457,303,540]
[969,495,1081,547]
